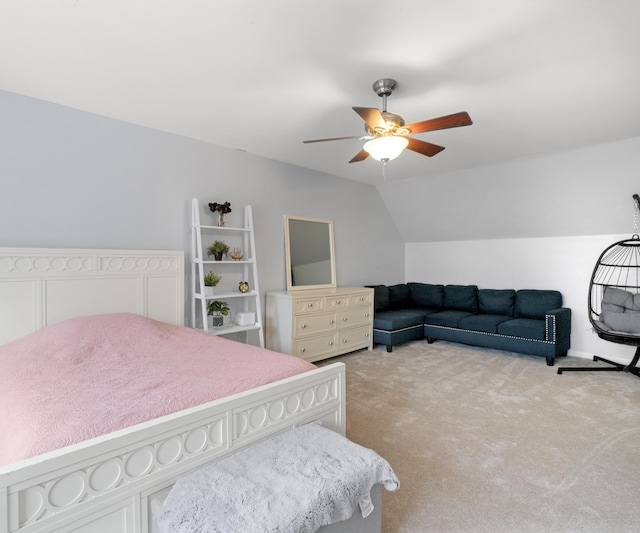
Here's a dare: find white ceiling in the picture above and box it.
[1,1,639,185]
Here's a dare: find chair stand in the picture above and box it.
[557,346,640,377]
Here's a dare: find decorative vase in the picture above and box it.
[204,286,214,297]
[214,252,224,261]
[218,213,226,227]
[211,315,224,327]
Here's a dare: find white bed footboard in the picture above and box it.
[0,363,346,533]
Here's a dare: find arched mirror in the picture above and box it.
[284,214,336,291]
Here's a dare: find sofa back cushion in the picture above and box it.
[367,285,390,312]
[515,290,562,319]
[388,284,411,309]
[444,285,478,313]
[478,289,515,316]
[408,282,444,309]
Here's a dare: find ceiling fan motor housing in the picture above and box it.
[372,78,397,97]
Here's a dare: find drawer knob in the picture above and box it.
[300,347,306,353]
[343,317,348,322]
[308,303,313,307]
[336,300,341,304]
[365,312,370,317]
[329,319,334,324]
[365,332,370,337]
[343,339,348,344]
[301,324,307,329]
[329,341,334,346]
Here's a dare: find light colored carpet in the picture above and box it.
[327,341,640,533]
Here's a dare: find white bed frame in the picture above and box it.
[0,248,347,533]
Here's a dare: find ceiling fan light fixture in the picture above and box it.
[363,136,409,162]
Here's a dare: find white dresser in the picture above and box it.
[266,286,374,362]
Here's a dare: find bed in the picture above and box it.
[0,247,350,533]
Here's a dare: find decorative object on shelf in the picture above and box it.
[208,201,232,227]
[203,272,221,296]
[239,281,249,293]
[207,300,230,327]
[235,312,256,327]
[230,247,244,261]
[207,240,229,261]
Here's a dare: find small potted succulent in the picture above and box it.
[207,240,229,261]
[203,271,221,296]
[207,300,230,327]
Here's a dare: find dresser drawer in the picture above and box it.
[348,292,372,308]
[338,325,372,351]
[325,296,349,309]
[295,298,324,314]
[338,307,373,328]
[294,333,338,361]
[294,311,337,337]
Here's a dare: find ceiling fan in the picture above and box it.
[303,78,472,164]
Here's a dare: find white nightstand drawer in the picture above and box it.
[294,312,337,337]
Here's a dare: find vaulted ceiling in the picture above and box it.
[1,1,639,185]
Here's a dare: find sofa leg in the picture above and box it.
[546,357,554,366]
[386,345,393,353]
[427,338,435,344]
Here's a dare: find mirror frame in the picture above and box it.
[284,214,336,291]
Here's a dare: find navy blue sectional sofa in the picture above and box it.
[368,283,571,366]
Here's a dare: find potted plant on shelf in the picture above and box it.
[207,300,230,327]
[207,240,229,261]
[203,272,221,296]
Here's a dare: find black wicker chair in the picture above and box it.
[558,195,640,376]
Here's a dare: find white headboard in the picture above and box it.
[0,248,184,345]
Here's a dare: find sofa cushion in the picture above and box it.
[424,310,473,328]
[514,290,562,319]
[444,285,478,313]
[478,289,515,316]
[388,284,411,309]
[374,309,425,331]
[367,285,390,312]
[408,283,444,310]
[458,314,513,334]
[497,318,546,340]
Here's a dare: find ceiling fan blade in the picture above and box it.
[406,137,446,157]
[352,107,386,130]
[349,149,370,163]
[404,111,473,135]
[303,135,361,144]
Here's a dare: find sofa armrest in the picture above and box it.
[546,307,571,344]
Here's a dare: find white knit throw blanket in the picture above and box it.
[157,423,399,533]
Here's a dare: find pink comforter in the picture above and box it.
[0,313,317,466]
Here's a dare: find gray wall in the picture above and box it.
[377,136,640,243]
[0,90,405,322]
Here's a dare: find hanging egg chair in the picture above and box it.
[558,194,640,376]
